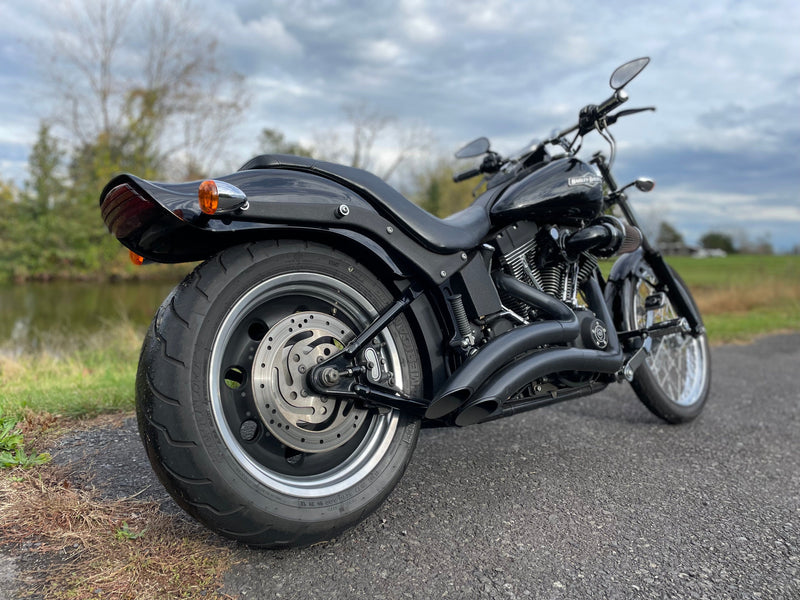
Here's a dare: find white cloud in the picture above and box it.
[1,0,799,249]
[243,16,303,56]
[399,0,441,43]
[363,39,404,64]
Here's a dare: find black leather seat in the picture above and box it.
[240,154,495,254]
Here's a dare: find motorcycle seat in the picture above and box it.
[240,154,495,254]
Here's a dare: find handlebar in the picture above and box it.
[550,90,630,143]
[452,167,482,183]
[456,84,647,178]
[452,151,503,183]
[597,89,629,119]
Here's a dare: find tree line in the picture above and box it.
[655,221,775,255]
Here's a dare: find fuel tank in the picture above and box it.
[491,157,603,224]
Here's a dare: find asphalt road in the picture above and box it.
[5,333,800,599]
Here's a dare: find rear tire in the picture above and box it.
[622,266,711,423]
[136,240,422,547]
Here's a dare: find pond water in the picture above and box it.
[0,279,184,352]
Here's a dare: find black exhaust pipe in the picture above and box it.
[426,274,581,419]
[453,277,622,426]
[453,346,621,425]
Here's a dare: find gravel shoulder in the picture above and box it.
[4,333,799,599]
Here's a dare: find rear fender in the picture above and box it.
[100,170,469,284]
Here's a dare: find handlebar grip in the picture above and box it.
[452,167,482,183]
[597,90,629,118]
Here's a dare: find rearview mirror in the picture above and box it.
[455,137,490,159]
[610,57,650,90]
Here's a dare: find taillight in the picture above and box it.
[101,183,159,239]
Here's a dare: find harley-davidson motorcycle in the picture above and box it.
[100,57,710,547]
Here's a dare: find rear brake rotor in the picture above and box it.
[251,311,369,453]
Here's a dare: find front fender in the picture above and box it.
[604,247,703,334]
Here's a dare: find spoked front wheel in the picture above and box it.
[136,241,422,547]
[623,266,711,423]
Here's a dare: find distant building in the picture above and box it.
[659,242,727,258]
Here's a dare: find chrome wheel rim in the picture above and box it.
[209,273,403,499]
[633,277,708,407]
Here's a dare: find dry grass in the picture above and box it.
[692,279,800,315]
[0,417,236,600]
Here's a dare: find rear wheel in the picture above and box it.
[136,240,422,547]
[622,267,711,423]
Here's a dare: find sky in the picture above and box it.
[1,0,799,251]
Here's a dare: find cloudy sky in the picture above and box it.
[1,0,799,250]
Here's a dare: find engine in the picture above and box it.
[495,218,640,319]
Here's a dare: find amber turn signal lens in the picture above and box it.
[129,250,145,266]
[198,180,219,215]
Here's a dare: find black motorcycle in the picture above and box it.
[100,57,710,548]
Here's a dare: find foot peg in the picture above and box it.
[644,292,666,311]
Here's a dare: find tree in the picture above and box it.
[2,0,249,280]
[38,0,248,180]
[734,230,774,255]
[25,123,65,215]
[412,160,480,217]
[700,231,736,254]
[314,103,433,182]
[656,221,685,248]
[258,128,315,158]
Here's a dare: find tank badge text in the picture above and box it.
[568,175,602,187]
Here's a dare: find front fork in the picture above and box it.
[616,196,704,335]
[593,151,704,336]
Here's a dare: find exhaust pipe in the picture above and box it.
[426,274,580,420]
[425,317,579,419]
[453,277,622,426]
[453,346,622,426]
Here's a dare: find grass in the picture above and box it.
[0,460,235,599]
[0,320,142,420]
[664,255,800,344]
[0,416,51,468]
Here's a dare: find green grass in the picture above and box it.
[0,322,142,420]
[664,255,800,344]
[664,254,800,289]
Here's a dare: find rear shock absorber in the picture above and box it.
[449,294,475,351]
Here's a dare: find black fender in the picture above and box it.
[100,169,470,286]
[604,247,703,333]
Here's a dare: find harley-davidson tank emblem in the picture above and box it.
[568,174,603,187]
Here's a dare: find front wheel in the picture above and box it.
[136,240,423,547]
[623,266,711,423]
